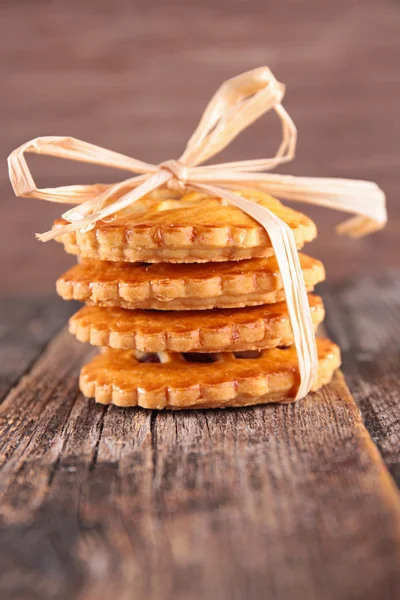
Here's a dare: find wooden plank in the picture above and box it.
[323,269,400,485]
[0,295,77,401]
[0,293,399,600]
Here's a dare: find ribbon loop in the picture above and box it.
[180,67,292,168]
[7,136,158,205]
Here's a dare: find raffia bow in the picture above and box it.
[7,67,387,401]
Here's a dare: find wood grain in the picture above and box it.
[0,295,77,401]
[0,0,399,293]
[0,272,400,600]
[323,270,400,486]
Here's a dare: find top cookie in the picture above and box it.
[53,188,317,263]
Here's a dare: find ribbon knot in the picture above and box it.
[159,159,189,194]
[7,66,387,401]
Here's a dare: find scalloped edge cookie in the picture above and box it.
[57,253,325,310]
[79,338,341,409]
[53,190,317,263]
[69,294,324,353]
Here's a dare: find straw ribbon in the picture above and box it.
[7,66,387,401]
[159,160,189,193]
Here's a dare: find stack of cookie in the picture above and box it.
[55,189,340,409]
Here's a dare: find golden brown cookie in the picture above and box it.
[57,253,324,310]
[53,189,316,263]
[79,338,340,409]
[70,294,324,353]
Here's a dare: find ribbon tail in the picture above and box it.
[193,182,318,400]
[260,175,387,238]
[61,175,149,223]
[208,173,386,238]
[36,170,171,242]
[335,215,383,238]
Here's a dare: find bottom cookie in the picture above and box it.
[79,339,341,409]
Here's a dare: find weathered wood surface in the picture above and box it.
[1,0,399,293]
[0,272,400,600]
[0,296,77,401]
[323,270,400,486]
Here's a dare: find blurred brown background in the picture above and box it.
[0,0,399,295]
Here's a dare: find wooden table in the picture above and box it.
[0,271,399,600]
